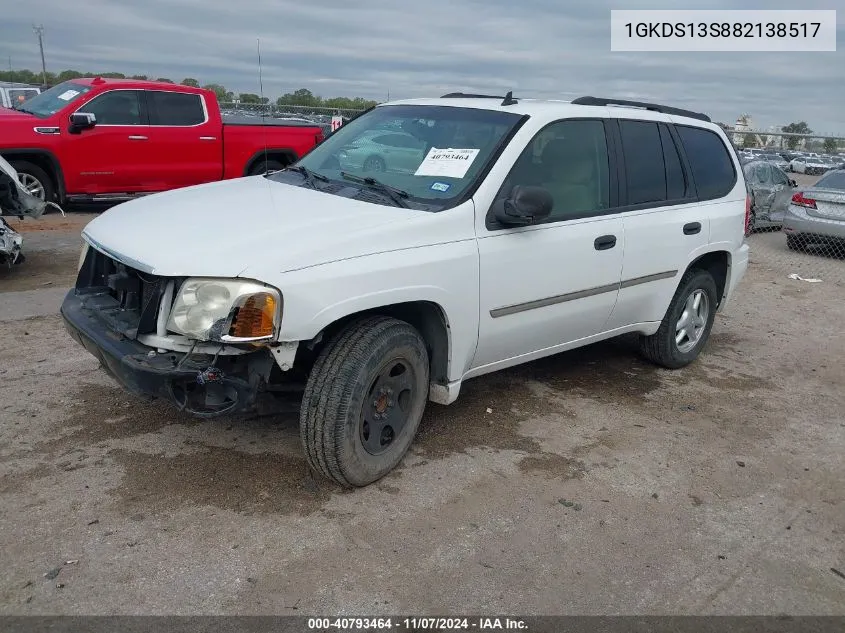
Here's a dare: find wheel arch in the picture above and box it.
[242,148,297,176]
[1,149,65,202]
[685,249,730,308]
[298,300,452,399]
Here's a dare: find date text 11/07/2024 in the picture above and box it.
[307,617,529,630]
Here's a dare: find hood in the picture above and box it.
[82,176,472,278]
[0,106,35,120]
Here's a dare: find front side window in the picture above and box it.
[495,119,610,221]
[81,90,143,125]
[12,81,92,118]
[281,104,524,210]
[147,91,206,126]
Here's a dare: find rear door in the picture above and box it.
[143,90,221,191]
[69,89,149,193]
[604,119,712,330]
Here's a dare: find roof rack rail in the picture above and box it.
[441,91,519,106]
[571,96,711,122]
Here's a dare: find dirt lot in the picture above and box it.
[1,188,844,615]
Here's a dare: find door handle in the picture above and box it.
[594,235,617,250]
[199,136,217,141]
[683,222,702,235]
[128,135,148,141]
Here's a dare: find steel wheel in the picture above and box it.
[675,289,709,354]
[18,173,46,201]
[360,358,417,456]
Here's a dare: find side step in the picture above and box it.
[66,192,152,204]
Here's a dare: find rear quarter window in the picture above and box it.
[676,125,737,200]
[147,91,206,126]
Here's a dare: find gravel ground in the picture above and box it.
[1,191,843,615]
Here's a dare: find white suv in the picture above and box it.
[62,93,750,487]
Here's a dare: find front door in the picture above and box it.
[472,118,624,371]
[67,89,149,194]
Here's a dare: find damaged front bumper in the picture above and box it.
[60,289,281,417]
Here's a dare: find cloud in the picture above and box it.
[1,0,842,132]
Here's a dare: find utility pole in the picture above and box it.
[33,24,47,85]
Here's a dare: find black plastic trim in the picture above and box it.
[572,96,711,122]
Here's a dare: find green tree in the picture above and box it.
[782,122,812,150]
[823,138,838,154]
[180,78,200,87]
[741,134,756,149]
[203,84,233,102]
[238,93,261,104]
[130,74,149,80]
[155,77,174,83]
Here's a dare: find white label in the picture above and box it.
[414,148,480,178]
[57,90,80,101]
[610,10,836,52]
[331,115,344,132]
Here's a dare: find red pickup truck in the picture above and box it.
[0,77,324,203]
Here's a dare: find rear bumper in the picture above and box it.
[60,289,262,416]
[783,206,845,240]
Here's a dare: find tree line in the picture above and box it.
[0,68,378,111]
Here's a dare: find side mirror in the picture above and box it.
[68,112,96,134]
[492,185,553,226]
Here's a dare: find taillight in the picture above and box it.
[744,194,751,235]
[791,192,817,209]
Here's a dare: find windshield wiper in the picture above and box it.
[284,165,329,189]
[340,171,410,208]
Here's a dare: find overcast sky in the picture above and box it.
[2,0,842,132]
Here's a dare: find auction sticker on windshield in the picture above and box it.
[57,90,80,101]
[415,148,480,178]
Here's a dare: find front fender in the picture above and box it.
[257,240,481,383]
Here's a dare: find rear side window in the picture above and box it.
[676,125,736,200]
[147,91,206,126]
[619,120,666,205]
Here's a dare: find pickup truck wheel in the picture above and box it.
[248,159,285,176]
[12,161,54,202]
[300,315,430,487]
[638,269,718,369]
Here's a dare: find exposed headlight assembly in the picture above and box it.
[166,278,282,343]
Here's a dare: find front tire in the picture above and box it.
[11,161,55,202]
[300,316,430,487]
[248,159,285,176]
[639,269,718,369]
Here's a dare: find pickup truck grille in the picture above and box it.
[75,246,171,339]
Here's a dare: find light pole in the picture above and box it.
[33,25,47,85]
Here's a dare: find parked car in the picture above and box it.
[337,129,429,173]
[743,159,797,231]
[758,152,790,171]
[0,78,324,203]
[783,169,845,251]
[0,83,41,109]
[61,93,750,487]
[790,155,832,175]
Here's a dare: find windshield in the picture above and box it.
[13,81,92,118]
[271,104,524,210]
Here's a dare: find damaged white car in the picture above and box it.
[0,155,62,267]
[61,94,749,487]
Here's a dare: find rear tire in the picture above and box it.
[10,161,55,202]
[300,316,430,487]
[786,234,804,251]
[639,269,718,369]
[248,159,285,176]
